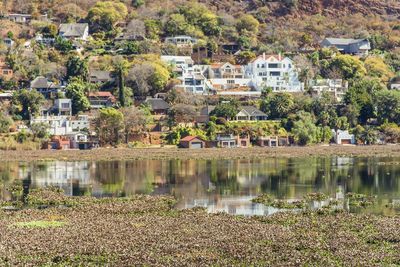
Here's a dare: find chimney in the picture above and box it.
[263,52,265,60]
[278,52,282,61]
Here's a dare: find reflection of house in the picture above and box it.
[246,54,303,92]
[59,23,89,41]
[88,92,116,109]
[310,79,348,101]
[145,98,170,115]
[333,130,355,145]
[179,136,206,149]
[321,38,371,56]
[234,106,267,121]
[30,76,61,98]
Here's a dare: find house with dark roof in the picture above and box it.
[89,70,114,84]
[144,98,170,115]
[321,38,371,56]
[234,106,268,121]
[390,77,400,90]
[88,92,116,109]
[59,23,89,41]
[30,76,61,98]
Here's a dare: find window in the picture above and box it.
[268,63,279,68]
[270,72,281,77]
[227,80,235,84]
[61,103,70,109]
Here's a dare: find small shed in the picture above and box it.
[179,136,206,149]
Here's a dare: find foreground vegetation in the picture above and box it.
[0,188,399,266]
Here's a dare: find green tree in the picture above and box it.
[65,79,90,114]
[95,108,124,145]
[87,1,128,32]
[12,89,45,120]
[30,122,50,141]
[211,101,239,120]
[235,51,256,65]
[236,14,260,34]
[0,113,12,133]
[375,90,400,124]
[261,93,294,119]
[66,55,89,81]
[344,78,384,124]
[54,36,73,53]
[112,56,130,107]
[329,55,366,80]
[291,112,321,145]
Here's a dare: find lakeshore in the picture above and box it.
[1,190,399,266]
[0,145,400,162]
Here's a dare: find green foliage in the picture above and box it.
[96,108,124,145]
[329,55,366,79]
[0,113,12,133]
[66,56,89,82]
[261,93,294,119]
[87,1,128,32]
[236,14,260,34]
[54,36,73,53]
[165,126,207,145]
[30,122,50,141]
[41,24,58,38]
[235,50,256,65]
[375,90,400,124]
[291,112,329,145]
[12,89,45,120]
[211,100,239,120]
[112,56,130,107]
[344,78,384,124]
[65,79,90,114]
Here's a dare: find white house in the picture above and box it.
[165,36,197,47]
[30,115,90,136]
[310,79,349,101]
[59,23,89,41]
[332,130,355,145]
[246,54,304,92]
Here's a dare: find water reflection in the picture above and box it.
[1,157,399,215]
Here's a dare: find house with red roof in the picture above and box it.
[179,136,206,149]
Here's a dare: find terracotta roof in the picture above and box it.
[180,136,204,142]
[89,91,113,97]
[250,54,284,63]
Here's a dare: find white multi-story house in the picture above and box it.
[310,79,349,101]
[246,54,304,92]
[30,115,90,136]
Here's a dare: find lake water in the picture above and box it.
[1,157,399,216]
